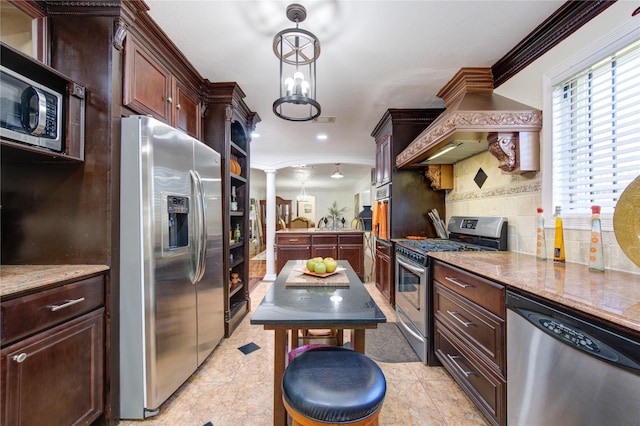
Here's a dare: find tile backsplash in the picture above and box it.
[444,151,640,274]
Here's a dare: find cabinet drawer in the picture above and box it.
[1,276,104,346]
[434,282,505,372]
[277,235,311,246]
[375,239,392,257]
[312,235,337,246]
[433,261,505,317]
[338,234,363,245]
[435,321,505,426]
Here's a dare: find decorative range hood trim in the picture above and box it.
[396,68,542,171]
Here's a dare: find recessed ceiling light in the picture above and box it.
[317,134,328,140]
[313,116,336,124]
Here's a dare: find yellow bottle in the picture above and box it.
[553,206,565,262]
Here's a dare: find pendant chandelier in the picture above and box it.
[297,182,308,202]
[273,4,321,121]
[331,163,344,179]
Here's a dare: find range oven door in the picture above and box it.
[394,253,429,363]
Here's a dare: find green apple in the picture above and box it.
[325,259,338,273]
[306,259,317,272]
[323,257,335,264]
[313,262,327,274]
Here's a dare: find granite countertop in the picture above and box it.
[276,228,364,234]
[0,265,110,299]
[251,260,386,326]
[429,252,640,333]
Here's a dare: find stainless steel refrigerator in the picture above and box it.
[119,116,224,419]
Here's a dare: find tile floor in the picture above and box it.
[118,277,490,426]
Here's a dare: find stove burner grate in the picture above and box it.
[400,239,488,252]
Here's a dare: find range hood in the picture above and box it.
[396,68,542,172]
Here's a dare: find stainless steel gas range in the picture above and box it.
[394,216,508,365]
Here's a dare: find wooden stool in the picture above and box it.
[282,346,386,425]
[299,329,344,346]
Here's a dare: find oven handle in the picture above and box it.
[396,308,425,342]
[396,256,425,276]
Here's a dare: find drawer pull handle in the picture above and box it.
[12,353,27,363]
[447,354,476,377]
[447,310,475,327]
[49,297,85,312]
[445,276,473,289]
[289,239,299,242]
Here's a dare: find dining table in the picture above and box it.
[251,260,387,426]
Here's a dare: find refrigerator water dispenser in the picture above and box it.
[167,195,189,249]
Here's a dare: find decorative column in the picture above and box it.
[264,169,277,281]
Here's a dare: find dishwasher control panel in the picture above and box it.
[539,318,599,353]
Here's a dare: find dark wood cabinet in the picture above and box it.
[371,109,445,305]
[311,235,337,259]
[276,234,312,274]
[433,260,506,426]
[1,273,106,426]
[173,78,201,138]
[338,234,364,279]
[276,232,364,279]
[374,239,394,306]
[123,33,201,139]
[203,83,259,337]
[375,134,391,186]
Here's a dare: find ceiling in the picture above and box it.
[145,0,565,190]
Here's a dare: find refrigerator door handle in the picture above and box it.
[190,170,207,283]
[195,170,208,282]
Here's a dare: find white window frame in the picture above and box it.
[542,19,640,231]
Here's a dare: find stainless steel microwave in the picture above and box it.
[0,65,63,152]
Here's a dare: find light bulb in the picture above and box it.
[284,77,294,96]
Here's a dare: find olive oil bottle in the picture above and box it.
[553,206,565,262]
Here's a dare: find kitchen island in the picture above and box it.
[251,260,386,426]
[275,228,365,279]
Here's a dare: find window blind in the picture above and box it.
[552,39,640,215]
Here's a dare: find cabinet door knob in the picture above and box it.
[176,103,181,110]
[166,96,173,103]
[12,353,27,363]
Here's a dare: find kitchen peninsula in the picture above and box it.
[275,229,365,279]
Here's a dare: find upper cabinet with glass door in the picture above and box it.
[0,0,47,63]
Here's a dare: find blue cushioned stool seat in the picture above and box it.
[282,346,386,425]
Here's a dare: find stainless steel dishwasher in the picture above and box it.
[506,290,640,426]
